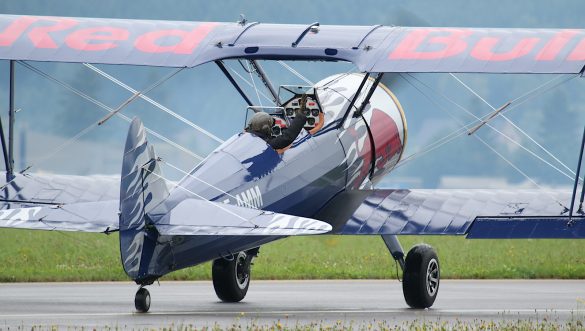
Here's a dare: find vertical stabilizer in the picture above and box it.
[119,117,168,281]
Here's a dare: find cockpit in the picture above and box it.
[245,86,324,141]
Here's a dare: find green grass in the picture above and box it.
[1,228,585,282]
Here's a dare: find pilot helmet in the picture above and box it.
[248,112,273,136]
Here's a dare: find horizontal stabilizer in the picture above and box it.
[0,200,118,233]
[153,198,332,236]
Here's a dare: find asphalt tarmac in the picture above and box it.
[1,280,584,329]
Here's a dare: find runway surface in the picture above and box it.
[1,280,584,329]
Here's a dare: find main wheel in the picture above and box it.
[134,287,151,313]
[212,251,252,302]
[402,244,440,309]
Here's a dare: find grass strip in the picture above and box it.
[1,229,585,282]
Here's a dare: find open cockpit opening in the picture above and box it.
[243,85,325,145]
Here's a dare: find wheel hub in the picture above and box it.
[426,258,439,297]
[235,252,250,290]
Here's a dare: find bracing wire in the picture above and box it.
[394,126,471,170]
[0,62,204,193]
[449,73,578,177]
[247,60,264,107]
[98,66,185,125]
[0,119,100,192]
[18,61,204,162]
[237,59,255,74]
[392,79,480,170]
[141,164,257,225]
[395,73,579,181]
[508,74,577,107]
[399,74,569,209]
[406,74,578,183]
[277,61,314,85]
[410,75,572,183]
[475,134,549,193]
[161,159,258,210]
[225,62,274,104]
[319,65,359,88]
[83,63,224,144]
[27,121,98,171]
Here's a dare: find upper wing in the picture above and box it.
[316,189,585,238]
[1,15,584,73]
[366,27,585,74]
[0,172,119,232]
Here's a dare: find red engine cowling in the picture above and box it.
[316,74,407,189]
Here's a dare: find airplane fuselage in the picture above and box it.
[137,74,407,282]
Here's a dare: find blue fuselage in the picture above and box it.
[144,127,346,278]
[133,74,408,281]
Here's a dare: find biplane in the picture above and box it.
[1,14,585,313]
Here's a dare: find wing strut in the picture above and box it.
[569,125,585,223]
[0,63,10,176]
[0,115,9,178]
[339,73,370,127]
[216,60,253,107]
[353,73,384,118]
[357,73,384,180]
[249,60,280,105]
[6,60,15,177]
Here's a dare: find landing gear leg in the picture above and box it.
[381,234,405,270]
[212,248,259,302]
[134,286,151,313]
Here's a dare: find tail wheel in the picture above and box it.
[402,244,440,309]
[134,287,151,313]
[212,251,252,302]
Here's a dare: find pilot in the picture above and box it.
[246,110,307,150]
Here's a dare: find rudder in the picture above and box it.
[119,117,169,282]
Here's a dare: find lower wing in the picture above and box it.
[316,189,585,238]
[0,170,331,235]
[0,172,119,233]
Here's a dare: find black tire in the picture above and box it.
[212,251,252,302]
[134,287,151,313]
[402,244,440,309]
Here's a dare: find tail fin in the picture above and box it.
[119,117,168,281]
